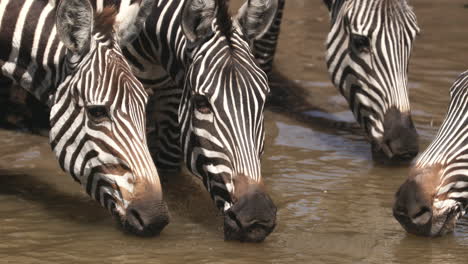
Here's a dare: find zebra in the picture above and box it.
[123,0,278,242]
[252,0,421,162]
[0,0,169,236]
[325,0,420,161]
[393,71,468,236]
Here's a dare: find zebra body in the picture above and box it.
[394,71,468,236]
[0,0,169,236]
[124,0,278,242]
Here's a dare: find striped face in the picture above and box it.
[49,1,168,236]
[180,22,269,211]
[325,0,420,161]
[394,71,468,236]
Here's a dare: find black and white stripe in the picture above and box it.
[0,0,169,236]
[251,0,285,76]
[124,0,278,241]
[126,0,270,209]
[324,0,420,160]
[252,0,421,161]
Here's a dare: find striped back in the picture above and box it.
[394,71,468,236]
[325,0,420,161]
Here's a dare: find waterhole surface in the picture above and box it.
[0,1,467,263]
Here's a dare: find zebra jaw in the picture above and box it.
[430,199,465,236]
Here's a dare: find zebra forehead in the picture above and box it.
[81,58,147,104]
[344,0,418,36]
[198,64,268,93]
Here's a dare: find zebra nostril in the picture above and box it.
[412,206,431,219]
[400,153,415,159]
[380,139,394,158]
[129,209,145,229]
[109,201,121,220]
[394,206,407,216]
[122,201,170,236]
[409,206,432,226]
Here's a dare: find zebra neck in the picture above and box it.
[252,0,285,75]
[127,0,189,87]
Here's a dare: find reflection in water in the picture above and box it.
[0,0,467,263]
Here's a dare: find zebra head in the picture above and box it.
[324,0,420,162]
[180,0,278,242]
[393,71,468,236]
[49,0,168,236]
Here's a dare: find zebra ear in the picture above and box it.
[115,0,156,45]
[181,0,217,43]
[235,0,278,40]
[56,0,93,54]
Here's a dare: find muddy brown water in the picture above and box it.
[1,1,468,263]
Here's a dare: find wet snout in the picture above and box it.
[224,178,277,242]
[123,198,169,237]
[375,107,419,161]
[118,180,170,237]
[393,179,433,236]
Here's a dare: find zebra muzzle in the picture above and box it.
[110,195,170,237]
[223,184,277,242]
[376,108,419,162]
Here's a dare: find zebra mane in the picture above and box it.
[93,6,118,36]
[216,0,233,44]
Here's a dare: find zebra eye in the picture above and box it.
[350,34,371,54]
[87,105,110,122]
[193,95,212,114]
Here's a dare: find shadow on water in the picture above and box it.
[266,69,363,136]
[388,224,468,264]
[266,69,421,167]
[160,170,223,230]
[0,170,110,225]
[0,168,223,231]
[265,70,419,166]
[0,78,49,135]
